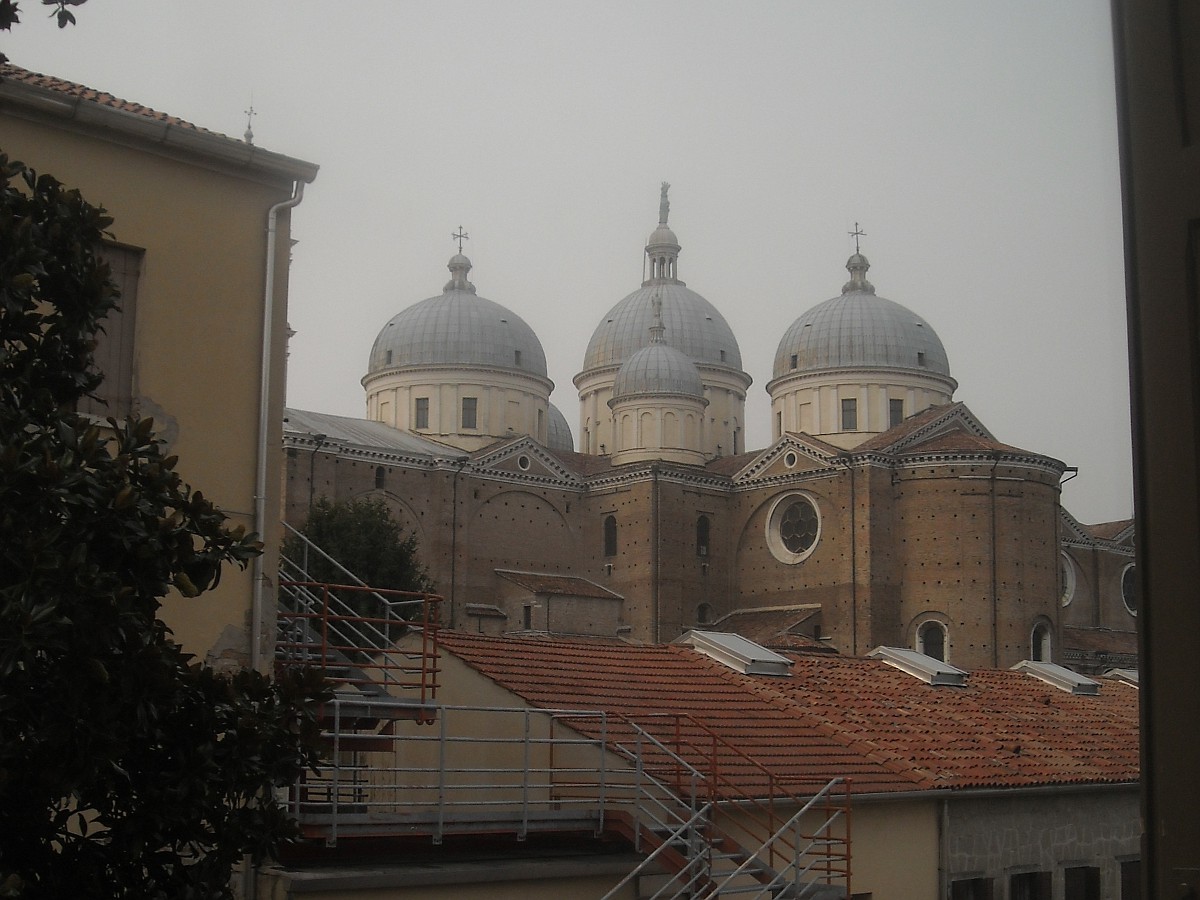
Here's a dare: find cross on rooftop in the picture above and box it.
[849,222,866,254]
[243,103,257,145]
[452,227,469,253]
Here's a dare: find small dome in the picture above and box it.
[367,254,547,378]
[773,254,951,379]
[584,283,743,372]
[646,223,679,248]
[613,341,705,400]
[546,402,574,452]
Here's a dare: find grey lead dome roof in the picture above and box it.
[546,402,573,452]
[367,254,547,378]
[773,254,951,380]
[613,341,705,400]
[583,283,743,373]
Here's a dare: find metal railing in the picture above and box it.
[276,524,442,705]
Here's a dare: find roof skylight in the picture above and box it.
[677,630,792,677]
[1011,660,1101,695]
[868,646,967,686]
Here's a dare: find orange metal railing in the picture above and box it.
[276,578,443,708]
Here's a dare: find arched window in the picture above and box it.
[917,621,947,662]
[603,515,617,558]
[696,515,710,557]
[1121,563,1138,616]
[696,603,713,625]
[1060,552,1076,606]
[374,466,386,489]
[1031,622,1052,662]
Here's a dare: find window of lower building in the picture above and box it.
[461,396,478,430]
[841,397,858,431]
[414,397,429,429]
[889,397,904,427]
[1010,870,1051,900]
[696,603,712,625]
[1064,866,1101,900]
[918,621,947,662]
[79,244,142,419]
[374,466,386,489]
[951,878,994,900]
[696,515,710,557]
[603,515,617,557]
[1120,859,1140,900]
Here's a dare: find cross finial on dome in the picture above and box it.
[849,222,866,254]
[452,226,469,253]
[243,101,256,145]
[659,182,671,225]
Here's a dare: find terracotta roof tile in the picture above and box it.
[1,63,223,137]
[436,632,1138,798]
[545,448,617,476]
[704,450,760,476]
[708,604,835,653]
[495,570,622,600]
[1062,626,1138,655]
[1083,519,1135,541]
[853,403,962,452]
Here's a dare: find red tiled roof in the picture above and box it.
[545,448,616,476]
[436,632,1139,798]
[1063,626,1138,655]
[438,631,917,796]
[1083,519,1135,541]
[853,403,962,452]
[708,604,834,653]
[763,655,1139,791]
[704,450,760,476]
[495,569,621,600]
[1,63,220,136]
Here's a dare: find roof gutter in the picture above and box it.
[251,181,305,671]
[0,76,320,183]
[710,780,1139,810]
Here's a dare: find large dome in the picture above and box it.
[367,254,547,378]
[773,254,950,379]
[583,283,743,372]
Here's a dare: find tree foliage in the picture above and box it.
[285,496,434,598]
[0,156,326,898]
[0,1,88,63]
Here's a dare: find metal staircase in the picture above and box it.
[273,527,850,893]
[587,716,852,900]
[275,523,442,715]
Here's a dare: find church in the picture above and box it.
[283,186,1135,673]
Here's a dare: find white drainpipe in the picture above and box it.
[251,181,305,671]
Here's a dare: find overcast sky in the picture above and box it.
[6,1,1133,523]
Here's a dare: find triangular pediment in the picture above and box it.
[860,402,997,455]
[472,436,583,485]
[729,434,838,483]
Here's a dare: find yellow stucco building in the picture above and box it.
[0,63,318,669]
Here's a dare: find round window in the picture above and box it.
[517,455,531,471]
[1060,552,1076,607]
[765,492,821,564]
[783,450,798,469]
[1121,563,1138,616]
